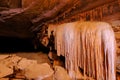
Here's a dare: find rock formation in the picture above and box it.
[52,21,116,80]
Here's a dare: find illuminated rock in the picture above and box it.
[54,66,71,80]
[24,63,54,80]
[0,64,13,78]
[51,21,116,80]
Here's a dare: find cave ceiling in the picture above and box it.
[0,0,119,38]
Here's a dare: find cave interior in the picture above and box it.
[0,0,120,80]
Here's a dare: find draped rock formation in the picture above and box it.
[50,21,116,80]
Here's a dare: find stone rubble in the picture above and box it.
[0,54,54,80]
[0,54,101,80]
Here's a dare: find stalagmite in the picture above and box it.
[49,21,116,80]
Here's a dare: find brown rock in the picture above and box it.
[115,32,120,39]
[0,64,13,78]
[48,51,53,60]
[54,66,71,80]
[15,75,25,79]
[0,55,22,69]
[10,79,23,80]
[17,58,37,70]
[0,78,9,80]
[117,74,120,80]
[15,71,25,79]
[53,59,64,67]
[0,55,10,60]
[22,0,36,8]
[24,63,54,80]
[117,56,120,73]
[117,48,120,55]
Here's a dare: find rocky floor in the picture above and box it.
[15,52,51,65]
[0,52,120,80]
[0,52,69,80]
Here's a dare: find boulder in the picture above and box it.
[54,66,71,80]
[24,63,54,80]
[0,64,13,78]
[17,58,37,70]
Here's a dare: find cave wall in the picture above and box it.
[8,0,22,8]
[111,21,120,55]
[22,0,35,8]
[0,0,35,8]
[0,0,22,8]
[0,0,9,7]
[50,0,120,24]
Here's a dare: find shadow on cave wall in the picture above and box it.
[0,36,49,53]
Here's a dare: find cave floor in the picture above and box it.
[15,52,120,80]
[0,51,51,65]
[0,52,120,80]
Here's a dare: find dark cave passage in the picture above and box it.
[0,36,49,53]
[0,36,34,52]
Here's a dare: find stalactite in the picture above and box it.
[51,21,116,80]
